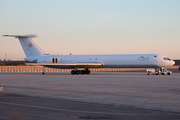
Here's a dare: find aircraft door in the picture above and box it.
[52,58,58,63]
[146,57,149,63]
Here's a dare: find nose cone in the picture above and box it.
[172,60,175,66]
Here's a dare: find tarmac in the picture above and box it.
[0,71,180,120]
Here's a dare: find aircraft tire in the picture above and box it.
[71,70,76,75]
[81,70,86,74]
[156,71,160,75]
[76,70,80,75]
[85,70,91,75]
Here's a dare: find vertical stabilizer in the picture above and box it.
[3,34,45,57]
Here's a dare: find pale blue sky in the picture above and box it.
[0,0,180,60]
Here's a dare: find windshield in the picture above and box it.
[163,57,171,61]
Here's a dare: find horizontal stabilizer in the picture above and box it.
[3,34,38,38]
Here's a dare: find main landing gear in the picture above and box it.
[71,68,91,75]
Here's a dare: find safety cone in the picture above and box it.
[17,73,19,76]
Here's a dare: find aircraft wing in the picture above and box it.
[25,63,104,68]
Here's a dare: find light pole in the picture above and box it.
[5,54,7,61]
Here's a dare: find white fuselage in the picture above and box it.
[26,54,175,69]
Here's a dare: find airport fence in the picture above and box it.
[0,66,179,73]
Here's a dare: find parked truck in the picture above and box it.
[161,68,172,75]
[146,68,172,75]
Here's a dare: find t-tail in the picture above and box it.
[3,34,47,62]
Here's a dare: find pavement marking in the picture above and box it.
[0,101,177,116]
[0,116,9,119]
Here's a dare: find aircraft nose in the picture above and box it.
[172,60,175,66]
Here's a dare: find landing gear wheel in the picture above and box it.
[76,70,80,75]
[156,71,160,75]
[71,70,76,75]
[71,69,91,75]
[81,70,86,74]
[85,70,91,75]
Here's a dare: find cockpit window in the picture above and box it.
[163,57,171,61]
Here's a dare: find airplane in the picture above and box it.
[3,34,175,75]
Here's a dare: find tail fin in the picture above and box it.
[3,34,46,57]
